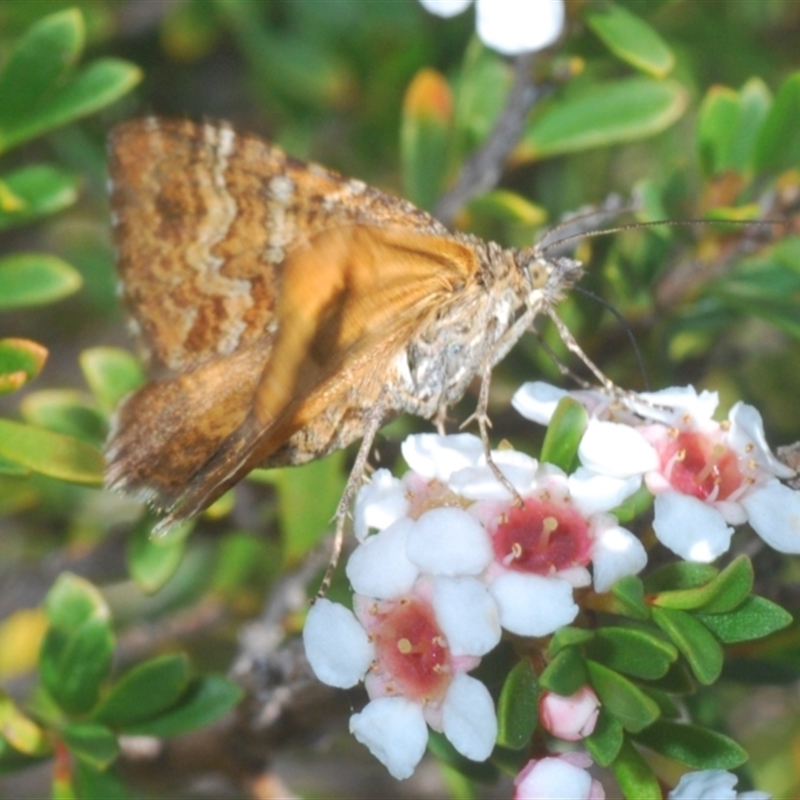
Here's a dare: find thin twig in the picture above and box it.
[434,51,544,227]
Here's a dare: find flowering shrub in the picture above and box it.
[304,384,794,796]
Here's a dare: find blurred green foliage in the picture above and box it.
[1,1,800,798]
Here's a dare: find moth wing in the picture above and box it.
[108,117,450,375]
[149,225,480,528]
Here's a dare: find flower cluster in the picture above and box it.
[514,382,800,562]
[303,381,793,792]
[304,428,647,778]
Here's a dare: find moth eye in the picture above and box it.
[527,259,549,289]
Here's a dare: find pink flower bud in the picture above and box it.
[539,686,600,741]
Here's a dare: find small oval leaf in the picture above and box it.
[519,78,688,161]
[0,253,82,309]
[585,5,674,78]
[0,339,47,395]
[0,418,103,485]
[496,658,540,749]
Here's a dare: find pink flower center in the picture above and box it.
[492,498,592,574]
[372,597,452,702]
[660,430,743,501]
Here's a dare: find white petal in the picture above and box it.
[346,518,419,599]
[634,386,719,425]
[475,0,564,55]
[515,756,595,800]
[512,381,568,424]
[401,433,484,481]
[433,576,501,656]
[303,599,375,688]
[354,469,410,541]
[579,420,659,478]
[741,479,800,553]
[652,492,733,562]
[569,467,642,517]
[418,0,472,18]
[407,507,493,575]
[350,697,428,780]
[449,449,537,500]
[490,573,578,636]
[728,402,795,479]
[668,769,738,800]
[591,521,648,593]
[442,673,497,761]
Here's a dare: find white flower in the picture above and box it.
[418,0,565,55]
[514,382,800,562]
[514,752,606,800]
[668,769,770,800]
[306,511,501,780]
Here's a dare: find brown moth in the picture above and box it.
[105,117,582,534]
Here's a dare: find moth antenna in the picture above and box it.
[537,194,632,250]
[572,284,651,391]
[540,217,783,256]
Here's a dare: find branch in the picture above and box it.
[434,51,544,227]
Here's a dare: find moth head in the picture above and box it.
[516,249,583,302]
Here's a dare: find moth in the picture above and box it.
[105,117,583,537]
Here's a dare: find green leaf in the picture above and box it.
[644,562,719,593]
[651,607,723,685]
[584,5,674,78]
[74,761,129,800]
[61,722,119,770]
[0,58,142,155]
[0,253,82,309]
[0,338,47,395]
[611,738,661,800]
[651,557,753,612]
[0,165,79,230]
[0,9,84,134]
[0,692,49,756]
[540,397,587,472]
[586,660,660,733]
[0,418,103,485]
[267,451,346,565]
[401,68,453,211]
[697,87,743,177]
[127,515,193,594]
[696,596,793,643]
[79,348,145,416]
[755,71,800,174]
[539,646,588,696]
[584,710,624,767]
[547,626,594,657]
[465,190,547,227]
[122,676,242,738]
[587,627,678,680]
[728,78,772,174]
[40,574,114,715]
[496,659,539,750]
[611,575,650,620]
[94,654,191,729]
[21,390,106,446]
[519,78,688,161]
[634,720,748,769]
[694,556,753,614]
[428,729,500,784]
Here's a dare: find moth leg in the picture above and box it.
[434,403,449,435]
[547,309,619,395]
[461,359,524,506]
[317,401,386,599]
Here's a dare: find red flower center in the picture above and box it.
[373,597,452,702]
[660,430,742,501]
[492,498,592,574]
